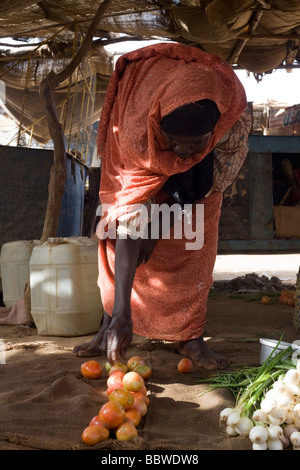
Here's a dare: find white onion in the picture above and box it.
[293,417,300,429]
[285,410,295,424]
[281,435,291,449]
[284,424,298,439]
[268,407,286,426]
[267,438,283,450]
[284,369,300,386]
[276,390,292,408]
[226,425,238,436]
[268,424,283,440]
[252,442,268,450]
[227,409,241,426]
[286,384,300,396]
[260,397,276,414]
[252,409,268,423]
[234,416,254,436]
[272,380,286,393]
[290,431,300,447]
[293,403,300,419]
[219,407,235,424]
[249,425,268,444]
[266,389,278,400]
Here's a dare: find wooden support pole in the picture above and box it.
[228,1,269,65]
[23,0,111,323]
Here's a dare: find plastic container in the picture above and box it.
[259,338,299,364]
[293,267,300,332]
[0,240,39,307]
[29,236,103,336]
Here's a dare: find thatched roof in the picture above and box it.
[1,0,300,144]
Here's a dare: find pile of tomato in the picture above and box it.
[80,355,152,446]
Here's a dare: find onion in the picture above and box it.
[268,424,283,440]
[252,442,268,450]
[276,390,292,408]
[293,417,300,429]
[272,380,286,394]
[260,397,276,414]
[284,424,298,439]
[227,409,241,426]
[219,407,235,424]
[267,438,283,450]
[290,431,300,447]
[281,435,291,449]
[226,425,238,436]
[268,407,286,426]
[249,425,268,444]
[252,409,268,423]
[234,416,254,436]
[284,369,300,387]
[284,410,295,424]
[265,389,278,400]
[293,403,300,419]
[286,384,300,396]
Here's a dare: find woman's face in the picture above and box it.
[161,131,211,160]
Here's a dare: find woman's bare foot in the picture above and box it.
[178,336,229,370]
[73,312,111,357]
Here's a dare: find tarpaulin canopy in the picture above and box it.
[0,0,300,143]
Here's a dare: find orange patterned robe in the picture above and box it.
[96,43,251,342]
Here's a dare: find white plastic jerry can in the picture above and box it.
[29,237,103,336]
[0,240,40,307]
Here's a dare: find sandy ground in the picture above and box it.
[0,275,299,451]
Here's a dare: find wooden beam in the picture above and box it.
[228,2,269,65]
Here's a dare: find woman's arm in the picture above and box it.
[104,199,176,362]
[103,235,142,362]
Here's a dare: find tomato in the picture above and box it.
[80,360,103,379]
[132,396,147,417]
[286,296,295,307]
[133,364,152,379]
[108,388,134,410]
[123,371,145,392]
[99,401,125,429]
[108,362,128,376]
[261,295,271,304]
[138,384,148,395]
[82,424,109,445]
[115,418,138,441]
[89,415,107,427]
[177,358,193,373]
[131,391,150,407]
[125,407,142,427]
[127,356,145,371]
[106,372,124,395]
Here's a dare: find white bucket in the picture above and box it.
[0,240,40,307]
[259,338,299,364]
[29,236,103,336]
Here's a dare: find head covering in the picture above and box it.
[97,42,247,223]
[160,99,220,136]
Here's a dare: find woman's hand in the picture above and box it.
[102,313,133,363]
